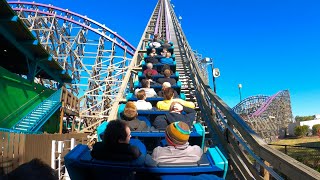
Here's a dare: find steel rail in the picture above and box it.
[163,0,171,41]
[154,0,162,35]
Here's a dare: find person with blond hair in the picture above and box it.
[135,90,152,110]
[152,121,202,163]
[160,48,168,57]
[156,88,195,110]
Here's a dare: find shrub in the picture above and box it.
[312,124,320,135]
[294,125,309,137]
[302,125,310,135]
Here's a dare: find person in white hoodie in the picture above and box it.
[134,90,153,110]
[152,121,203,163]
[134,79,157,98]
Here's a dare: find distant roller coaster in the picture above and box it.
[232,90,294,142]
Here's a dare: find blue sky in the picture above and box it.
[17,0,320,116]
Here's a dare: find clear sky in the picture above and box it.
[17,0,320,116]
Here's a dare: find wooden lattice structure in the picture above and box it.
[233,90,293,142]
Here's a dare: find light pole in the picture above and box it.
[238,84,242,102]
[178,15,182,25]
[201,57,220,93]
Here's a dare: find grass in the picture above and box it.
[270,136,320,172]
[271,136,320,147]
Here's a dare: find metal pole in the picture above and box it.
[51,140,56,169]
[212,64,216,93]
[238,84,242,102]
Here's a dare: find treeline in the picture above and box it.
[295,115,315,122]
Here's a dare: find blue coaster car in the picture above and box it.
[65,144,228,180]
[125,93,186,106]
[134,81,181,94]
[97,121,206,150]
[141,60,176,73]
[138,71,179,81]
[117,104,188,126]
[144,53,176,61]
[146,46,174,55]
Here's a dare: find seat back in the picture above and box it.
[65,144,227,180]
[138,71,179,81]
[97,121,205,151]
[141,60,176,73]
[134,81,181,94]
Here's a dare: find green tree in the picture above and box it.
[294,125,309,137]
[295,115,315,122]
[312,124,320,135]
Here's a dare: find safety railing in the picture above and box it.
[27,88,62,132]
[0,90,47,126]
[0,127,42,134]
[167,1,320,179]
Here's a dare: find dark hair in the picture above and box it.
[136,90,146,100]
[103,120,128,145]
[161,64,171,74]
[146,71,153,80]
[141,79,149,88]
[4,158,58,180]
[162,48,168,52]
[153,34,160,42]
[163,87,174,100]
[163,69,171,78]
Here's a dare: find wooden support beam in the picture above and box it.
[71,116,75,133]
[260,160,270,180]
[59,102,64,134]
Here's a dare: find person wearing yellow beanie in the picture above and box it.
[152,121,203,163]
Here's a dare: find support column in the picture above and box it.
[71,116,75,133]
[26,58,37,82]
[59,102,64,134]
[260,160,270,180]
